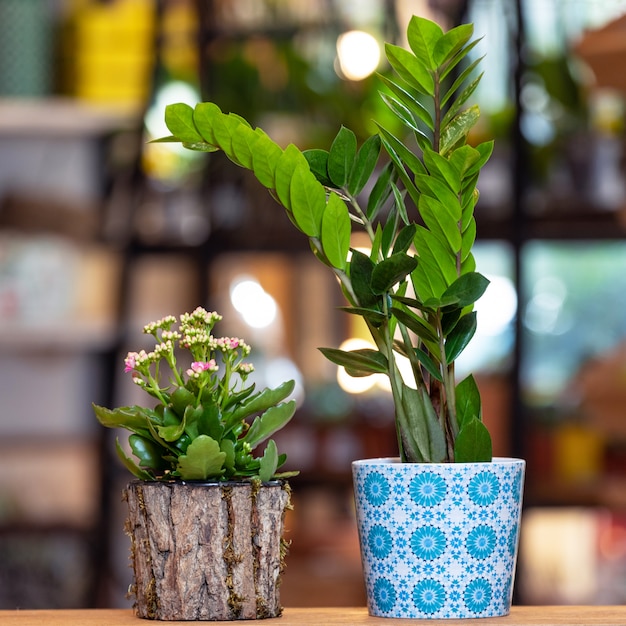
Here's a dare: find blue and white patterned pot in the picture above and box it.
[352,457,525,619]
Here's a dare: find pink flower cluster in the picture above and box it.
[186,359,219,378]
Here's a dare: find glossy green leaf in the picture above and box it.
[433,23,474,66]
[377,127,421,208]
[115,438,153,480]
[442,272,490,308]
[251,130,283,189]
[454,417,492,463]
[350,249,378,307]
[165,102,202,143]
[290,164,326,237]
[466,141,494,177]
[445,311,477,363]
[244,400,297,450]
[275,144,308,211]
[377,74,434,131]
[412,227,459,300]
[321,192,350,270]
[318,347,388,375]
[414,347,443,382]
[385,43,433,94]
[423,148,461,194]
[418,194,462,254]
[328,126,357,188]
[440,105,480,156]
[393,223,417,255]
[227,380,296,424]
[456,374,481,430]
[442,72,483,125]
[407,15,443,71]
[348,134,381,196]
[371,253,418,295]
[176,435,226,480]
[258,439,279,482]
[440,37,482,81]
[192,102,222,145]
[366,161,395,220]
[92,403,152,434]
[390,306,439,344]
[398,383,446,463]
[303,149,333,187]
[129,434,167,470]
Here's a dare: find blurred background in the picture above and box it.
[2,0,626,610]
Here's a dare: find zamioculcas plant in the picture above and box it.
[158,15,493,464]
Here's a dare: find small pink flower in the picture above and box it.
[186,360,218,378]
[124,352,139,373]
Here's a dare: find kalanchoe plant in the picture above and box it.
[158,16,493,464]
[93,307,297,481]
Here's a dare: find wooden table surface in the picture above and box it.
[1,607,626,625]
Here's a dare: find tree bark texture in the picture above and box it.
[124,481,291,621]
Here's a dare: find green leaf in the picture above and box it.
[348,134,381,196]
[221,438,236,474]
[445,311,477,363]
[390,306,439,344]
[338,305,387,326]
[433,23,474,66]
[414,347,443,382]
[176,435,226,480]
[454,417,492,463]
[115,438,153,480]
[393,223,417,255]
[303,149,333,187]
[367,161,395,221]
[244,400,297,450]
[371,253,418,295]
[442,72,483,125]
[275,144,308,211]
[192,101,222,145]
[412,227,459,299]
[92,403,153,434]
[397,383,446,463]
[258,439,279,482]
[385,43,434,94]
[377,127,421,208]
[350,249,378,307]
[377,74,434,131]
[321,192,350,270]
[418,194,462,255]
[423,148,461,194]
[251,130,283,188]
[440,105,480,156]
[227,380,296,424]
[319,347,388,375]
[407,15,443,71]
[164,102,202,143]
[456,374,482,430]
[442,272,490,308]
[129,434,167,470]
[290,164,326,237]
[328,126,357,188]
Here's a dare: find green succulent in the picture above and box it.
[159,16,493,463]
[93,307,297,481]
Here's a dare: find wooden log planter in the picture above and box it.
[124,480,291,621]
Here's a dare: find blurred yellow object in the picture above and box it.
[553,422,604,484]
[65,0,156,106]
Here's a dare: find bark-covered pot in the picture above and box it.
[124,480,291,621]
[352,457,525,619]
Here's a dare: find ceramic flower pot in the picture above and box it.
[352,457,525,619]
[124,480,291,621]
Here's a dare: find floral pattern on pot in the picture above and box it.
[353,457,525,619]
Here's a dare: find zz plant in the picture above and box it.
[159,16,493,463]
